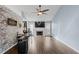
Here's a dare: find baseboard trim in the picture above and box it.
[54,36,79,53]
[2,43,17,54]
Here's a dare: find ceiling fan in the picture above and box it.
[33,5,49,16]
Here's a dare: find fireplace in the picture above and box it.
[36,31,43,35]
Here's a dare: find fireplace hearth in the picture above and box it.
[36,31,43,35]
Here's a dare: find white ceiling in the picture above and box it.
[5,5,61,21]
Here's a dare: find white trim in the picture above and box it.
[1,43,17,54]
[54,36,79,53]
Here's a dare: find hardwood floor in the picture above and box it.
[5,45,18,54]
[5,36,56,54]
[28,36,57,54]
[5,36,78,54]
[28,36,78,54]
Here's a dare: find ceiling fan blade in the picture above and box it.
[42,13,47,15]
[33,5,49,16]
[41,9,49,12]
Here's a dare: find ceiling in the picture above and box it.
[5,5,61,21]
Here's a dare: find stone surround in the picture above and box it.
[0,5,23,53]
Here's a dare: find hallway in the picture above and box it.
[0,5,79,54]
[0,0,79,59]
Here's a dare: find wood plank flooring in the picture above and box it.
[5,45,18,54]
[5,36,78,54]
[28,36,57,54]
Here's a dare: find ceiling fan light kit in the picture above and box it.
[34,5,49,16]
[37,12,43,15]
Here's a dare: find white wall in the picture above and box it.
[52,6,79,52]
